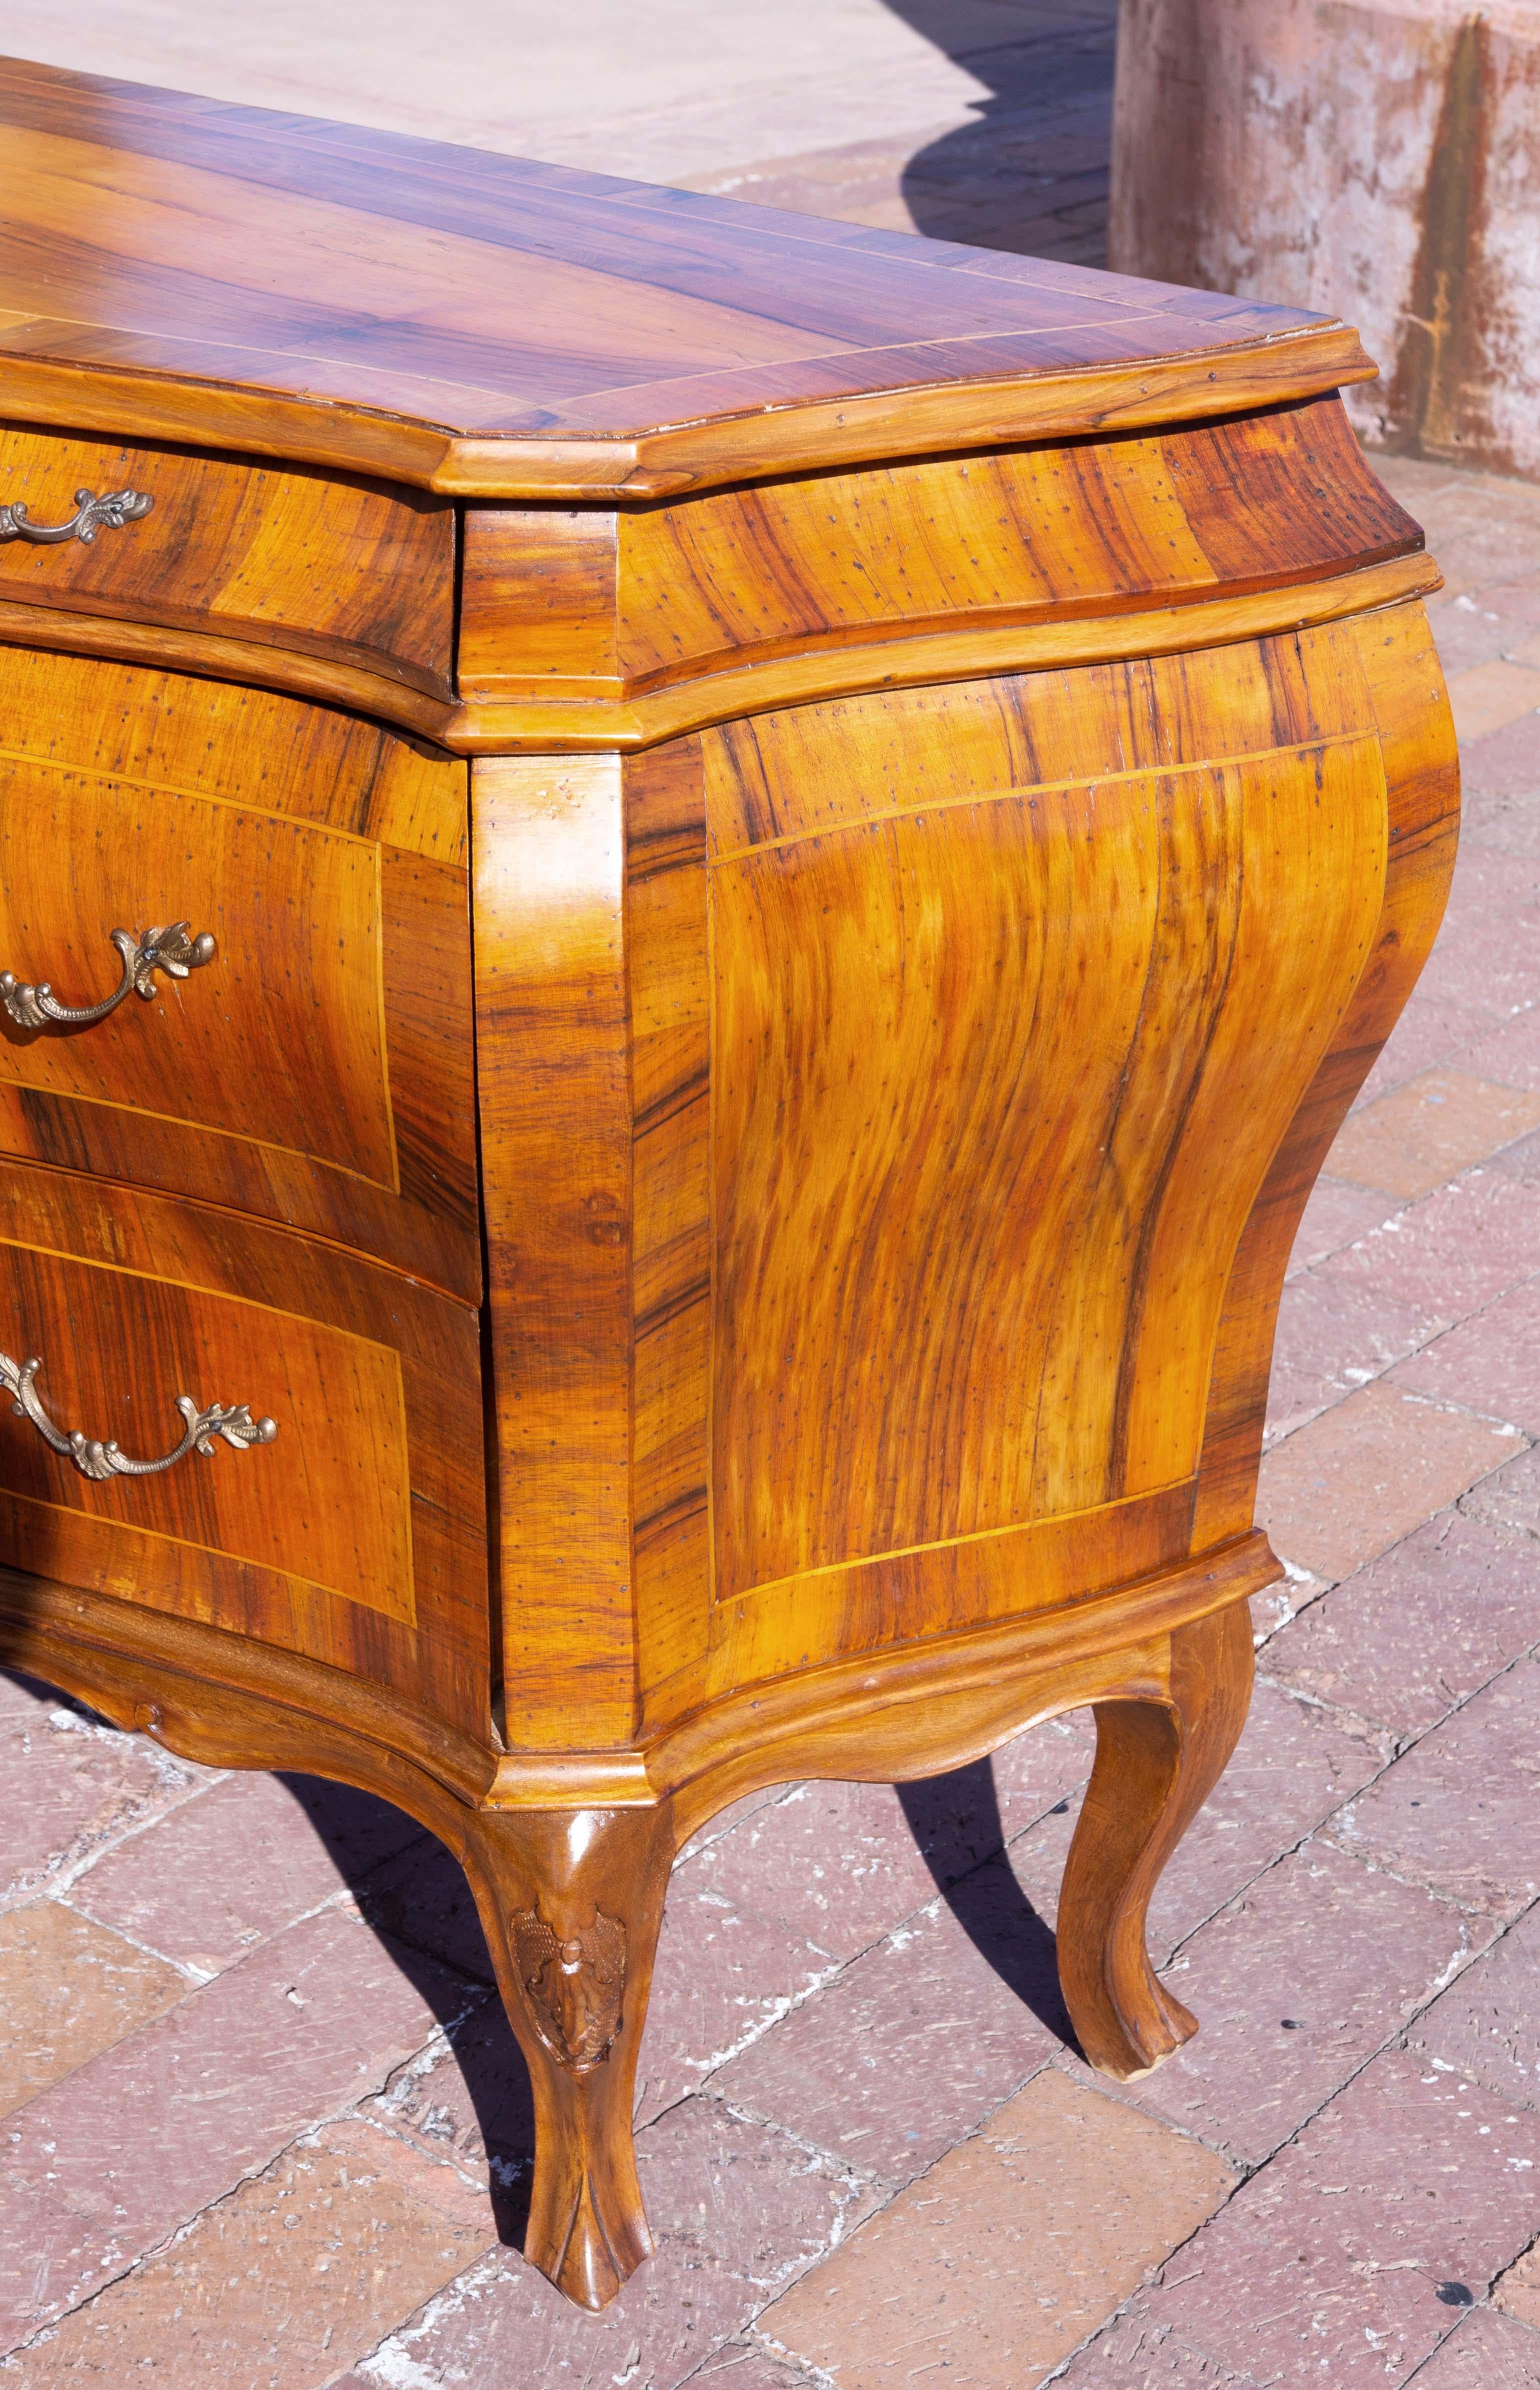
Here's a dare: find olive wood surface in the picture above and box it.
[0,57,1460,2320]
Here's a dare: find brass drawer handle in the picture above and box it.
[0,486,154,546]
[0,1351,277,1482]
[1,921,216,1032]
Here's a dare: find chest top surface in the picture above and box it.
[0,56,1372,497]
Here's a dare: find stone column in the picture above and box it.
[1109,0,1540,478]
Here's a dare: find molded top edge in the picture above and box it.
[0,58,1374,496]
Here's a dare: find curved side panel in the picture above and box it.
[1193,598,1460,1544]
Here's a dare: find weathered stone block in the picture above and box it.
[1111,1,1540,478]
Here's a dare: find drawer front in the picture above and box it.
[0,647,478,1299]
[0,423,454,699]
[0,1162,489,1738]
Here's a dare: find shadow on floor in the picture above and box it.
[286,1760,1082,2247]
[289,1750,1085,2243]
[897,1756,1081,2052]
[878,0,1117,260]
[9,1657,1082,2249]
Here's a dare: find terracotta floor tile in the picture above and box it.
[1314,1165,1540,1322]
[693,2345,823,2388]
[990,1705,1099,1834]
[1255,1379,1524,1581]
[1263,1268,1433,1443]
[1094,1843,1469,2166]
[1050,2313,1266,2386]
[1145,1681,1388,1959]
[994,1679,1384,1973]
[991,1790,1078,1928]
[1393,1279,1540,1432]
[364,1993,524,2217]
[1416,904,1540,1028]
[711,1852,1072,2183]
[1446,661,1540,744]
[1455,1010,1540,1097]
[1249,1565,1332,1645]
[68,1771,423,1976]
[0,1669,83,1725]
[679,1725,1094,1978]
[1325,1072,1540,1201]
[1430,527,1540,598]
[366,1869,847,2155]
[1492,1122,1540,1189]
[7,2118,494,2387]
[1495,2243,1540,2332]
[0,1902,186,2118]
[1260,1511,1540,1742]
[1463,1443,1540,1538]
[1459,707,1540,801]
[1322,1659,1540,1919]
[1411,1901,1540,2106]
[1461,787,1540,856]
[1408,2305,1540,2386]
[0,1907,468,2351]
[1125,2052,1540,2384]
[1286,1175,1402,1276]
[639,1877,846,2123]
[357,2099,868,2390]
[1425,595,1519,679]
[683,1777,977,1962]
[0,1705,192,1910]
[757,2070,1232,2390]
[353,1831,497,1987]
[1351,993,1499,1110]
[675,1788,785,1868]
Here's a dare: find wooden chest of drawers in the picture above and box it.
[0,59,1456,2311]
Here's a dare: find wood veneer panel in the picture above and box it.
[1193,601,1460,1546]
[459,398,1421,709]
[0,62,1368,493]
[707,733,1384,1603]
[613,399,1417,689]
[703,1484,1197,1698]
[701,614,1382,855]
[0,766,396,1187]
[0,645,467,863]
[0,648,478,1297]
[473,754,638,1750]
[624,741,711,1718]
[610,625,1416,1718]
[0,1160,489,1735]
[0,424,454,695]
[459,508,619,701]
[0,1240,414,1623]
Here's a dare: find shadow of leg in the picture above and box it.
[896,1757,1077,2049]
[274,1775,538,2247]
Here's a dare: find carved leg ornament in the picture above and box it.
[458,1802,676,2310]
[1056,1599,1254,2079]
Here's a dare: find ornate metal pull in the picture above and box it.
[1,922,216,1032]
[0,1351,277,1482]
[0,487,154,546]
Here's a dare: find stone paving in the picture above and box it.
[4,5,1540,2386]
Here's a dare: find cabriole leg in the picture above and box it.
[1056,1599,1254,2080]
[458,1800,676,2309]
